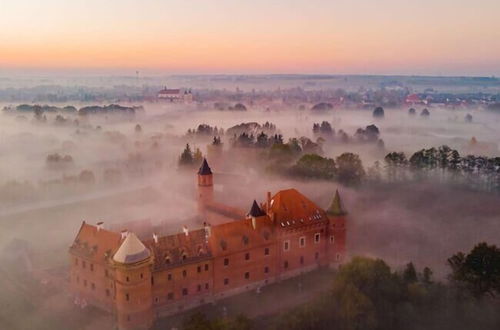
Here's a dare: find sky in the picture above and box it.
[1,0,500,76]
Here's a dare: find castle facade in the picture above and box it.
[68,159,347,329]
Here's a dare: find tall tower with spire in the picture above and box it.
[113,232,153,330]
[326,190,347,266]
[197,158,214,216]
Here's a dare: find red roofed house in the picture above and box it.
[68,159,347,329]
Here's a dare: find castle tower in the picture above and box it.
[112,232,153,330]
[197,158,214,215]
[326,190,347,266]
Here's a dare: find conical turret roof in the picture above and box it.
[248,200,266,217]
[113,232,150,264]
[198,158,212,175]
[327,190,347,216]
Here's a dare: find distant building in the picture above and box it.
[157,87,193,103]
[68,159,347,329]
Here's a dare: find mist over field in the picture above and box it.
[0,75,499,329]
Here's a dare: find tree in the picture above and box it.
[448,242,500,298]
[290,154,336,180]
[373,106,384,118]
[408,108,416,115]
[465,113,473,123]
[403,262,418,283]
[179,144,194,166]
[336,152,365,186]
[134,124,142,133]
[193,148,203,164]
[420,108,430,117]
[422,267,433,284]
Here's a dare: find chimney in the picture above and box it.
[96,221,104,232]
[121,229,128,240]
[203,222,211,239]
[267,191,271,212]
[183,225,189,237]
[153,232,158,244]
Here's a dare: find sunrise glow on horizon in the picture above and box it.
[2,0,500,75]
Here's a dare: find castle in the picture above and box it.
[68,159,347,329]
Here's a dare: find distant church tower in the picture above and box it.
[197,158,214,215]
[112,232,154,330]
[326,190,347,266]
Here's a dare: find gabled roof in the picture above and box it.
[266,189,327,228]
[113,232,150,264]
[327,190,347,216]
[209,217,274,256]
[144,228,211,271]
[248,200,266,217]
[198,158,212,175]
[69,222,122,263]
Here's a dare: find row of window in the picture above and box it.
[75,276,111,297]
[284,234,334,251]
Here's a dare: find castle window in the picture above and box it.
[220,240,227,251]
[151,276,154,286]
[283,240,290,251]
[197,266,201,273]
[182,288,188,296]
[204,264,209,271]
[90,264,94,272]
[125,293,130,301]
[315,252,319,260]
[244,272,250,280]
[242,235,249,245]
[182,254,187,261]
[264,266,269,274]
[140,273,143,279]
[205,283,209,290]
[155,297,159,303]
[314,233,321,243]
[224,258,229,266]
[168,273,172,281]
[126,276,129,282]
[264,247,270,256]
[105,289,110,297]
[197,284,201,292]
[299,236,306,248]
[300,256,304,265]
[224,278,229,285]
[91,283,95,290]
[165,256,171,264]
[284,261,289,269]
[182,270,187,278]
[245,252,250,261]
[330,235,334,244]
[167,292,174,300]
